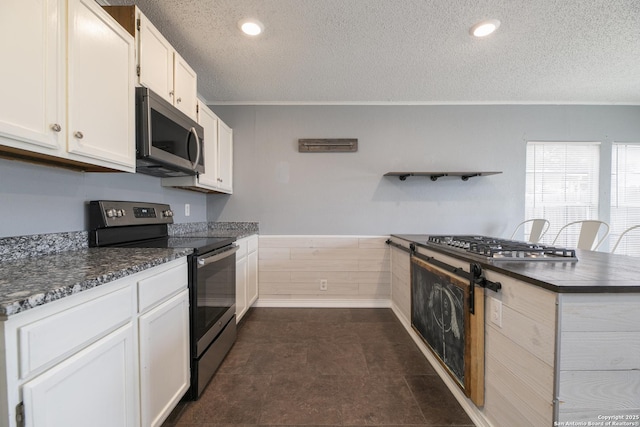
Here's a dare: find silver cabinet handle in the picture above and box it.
[177,97,182,103]
[74,131,84,139]
[217,178,223,182]
[169,90,174,97]
[50,124,61,132]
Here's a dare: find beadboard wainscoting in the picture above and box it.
[256,236,391,307]
[557,293,640,423]
[481,269,557,427]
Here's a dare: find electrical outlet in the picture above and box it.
[319,279,328,291]
[185,204,190,217]
[490,297,503,328]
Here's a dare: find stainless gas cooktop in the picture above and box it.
[426,235,578,262]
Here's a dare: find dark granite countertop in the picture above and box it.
[177,229,257,239]
[0,247,192,318]
[391,234,640,293]
[169,221,258,240]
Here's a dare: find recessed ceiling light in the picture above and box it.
[470,19,500,37]
[238,18,264,36]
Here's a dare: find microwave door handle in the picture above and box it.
[190,127,201,171]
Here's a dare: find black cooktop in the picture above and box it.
[116,236,235,255]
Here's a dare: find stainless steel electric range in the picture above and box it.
[88,200,237,400]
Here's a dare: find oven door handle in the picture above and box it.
[197,244,239,267]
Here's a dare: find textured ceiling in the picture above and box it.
[106,0,640,105]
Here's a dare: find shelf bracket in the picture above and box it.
[461,173,480,181]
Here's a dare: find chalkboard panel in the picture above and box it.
[411,257,468,387]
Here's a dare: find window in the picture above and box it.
[525,142,600,247]
[610,143,640,255]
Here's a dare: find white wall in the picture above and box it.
[0,158,208,237]
[207,105,640,236]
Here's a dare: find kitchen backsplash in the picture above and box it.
[0,231,89,262]
[169,221,259,235]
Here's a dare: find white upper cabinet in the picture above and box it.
[66,0,136,169]
[196,100,220,189]
[106,7,199,121]
[217,119,233,193]
[161,101,233,194]
[138,13,174,105]
[0,0,64,155]
[173,53,198,119]
[0,0,136,172]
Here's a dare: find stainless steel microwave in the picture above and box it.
[135,87,204,177]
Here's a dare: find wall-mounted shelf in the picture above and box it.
[384,171,502,181]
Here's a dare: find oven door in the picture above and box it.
[192,244,238,358]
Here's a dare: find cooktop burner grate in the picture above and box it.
[427,235,577,261]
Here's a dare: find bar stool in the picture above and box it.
[509,219,550,243]
[552,220,609,250]
[611,225,640,255]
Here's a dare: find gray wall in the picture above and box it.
[0,158,207,237]
[207,105,640,236]
[3,105,638,238]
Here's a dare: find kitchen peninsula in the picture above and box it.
[388,234,640,427]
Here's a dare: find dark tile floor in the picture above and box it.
[163,308,474,426]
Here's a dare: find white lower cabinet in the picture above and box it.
[22,324,137,427]
[247,248,258,308]
[235,235,258,322]
[236,253,247,322]
[138,290,190,427]
[0,257,189,427]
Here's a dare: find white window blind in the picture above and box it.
[525,142,600,247]
[610,143,640,256]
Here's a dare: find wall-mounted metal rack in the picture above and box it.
[298,139,358,152]
[383,171,502,181]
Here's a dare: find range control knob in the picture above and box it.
[162,209,174,218]
[105,209,117,218]
[115,209,124,218]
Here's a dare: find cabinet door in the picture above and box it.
[139,289,190,427]
[66,0,135,171]
[0,0,64,154]
[217,120,234,193]
[196,101,220,189]
[138,13,174,104]
[22,324,137,427]
[173,52,198,120]
[236,255,247,322]
[247,248,259,307]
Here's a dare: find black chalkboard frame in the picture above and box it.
[410,254,485,406]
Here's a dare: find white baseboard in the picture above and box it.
[390,302,493,427]
[253,298,392,308]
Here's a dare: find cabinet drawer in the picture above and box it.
[138,262,188,313]
[247,235,258,253]
[19,285,133,379]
